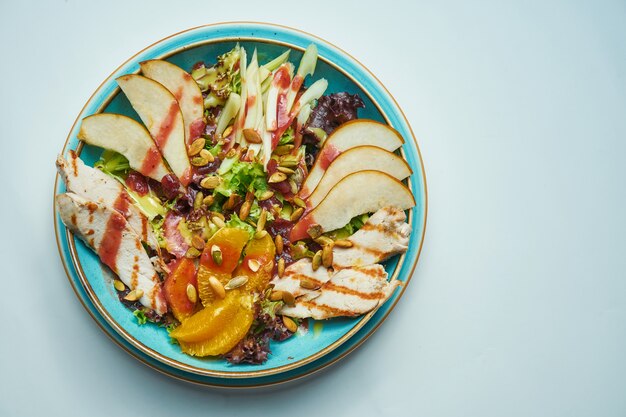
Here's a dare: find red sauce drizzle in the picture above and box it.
[289,213,314,242]
[174,87,183,101]
[188,118,205,143]
[139,146,161,177]
[290,74,304,93]
[273,66,291,89]
[99,195,129,270]
[155,101,179,149]
[246,95,257,110]
[318,144,341,170]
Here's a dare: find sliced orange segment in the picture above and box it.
[178,294,254,357]
[197,227,249,306]
[233,233,276,293]
[169,290,240,343]
[163,258,197,322]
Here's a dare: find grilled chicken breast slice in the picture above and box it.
[279,264,399,319]
[56,192,167,315]
[56,151,158,251]
[270,258,332,299]
[332,207,411,270]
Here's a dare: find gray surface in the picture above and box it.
[2,0,625,416]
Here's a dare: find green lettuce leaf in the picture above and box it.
[214,160,269,199]
[225,213,255,239]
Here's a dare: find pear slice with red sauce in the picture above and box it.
[139,60,205,145]
[290,170,415,242]
[298,120,404,200]
[117,74,192,185]
[77,113,171,182]
[306,145,412,209]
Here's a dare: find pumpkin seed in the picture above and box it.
[211,216,226,228]
[314,236,334,246]
[282,291,296,306]
[322,244,333,268]
[124,289,144,301]
[312,250,322,271]
[193,191,204,210]
[200,148,214,162]
[208,276,226,299]
[279,158,299,168]
[222,193,240,210]
[274,144,294,155]
[191,156,209,166]
[282,316,298,333]
[185,247,201,258]
[268,172,287,183]
[254,230,268,240]
[239,200,251,221]
[275,235,284,255]
[224,276,249,290]
[191,235,205,250]
[256,208,267,232]
[188,138,206,156]
[202,195,215,206]
[293,197,306,208]
[270,290,284,302]
[211,245,223,265]
[243,128,263,144]
[211,211,225,221]
[258,190,275,201]
[277,258,285,277]
[300,277,318,290]
[113,280,126,292]
[307,224,323,238]
[290,207,304,222]
[222,125,233,139]
[277,166,295,175]
[200,175,221,189]
[186,284,197,304]
[289,180,298,195]
[334,239,354,248]
[248,259,261,272]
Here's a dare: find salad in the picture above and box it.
[56,44,415,364]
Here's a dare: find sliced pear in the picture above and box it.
[77,113,170,181]
[140,60,205,144]
[117,74,191,185]
[290,170,415,242]
[307,146,412,208]
[299,120,405,199]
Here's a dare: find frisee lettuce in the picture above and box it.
[214,160,269,199]
[325,213,370,239]
[225,213,255,239]
[278,127,294,145]
[133,309,148,325]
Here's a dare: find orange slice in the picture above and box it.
[197,227,249,306]
[233,233,276,293]
[178,294,254,357]
[169,290,241,343]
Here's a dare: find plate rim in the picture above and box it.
[53,21,428,384]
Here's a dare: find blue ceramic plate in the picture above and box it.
[54,22,427,387]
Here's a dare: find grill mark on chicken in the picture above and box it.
[322,282,386,300]
[70,152,78,176]
[70,214,77,226]
[299,301,356,317]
